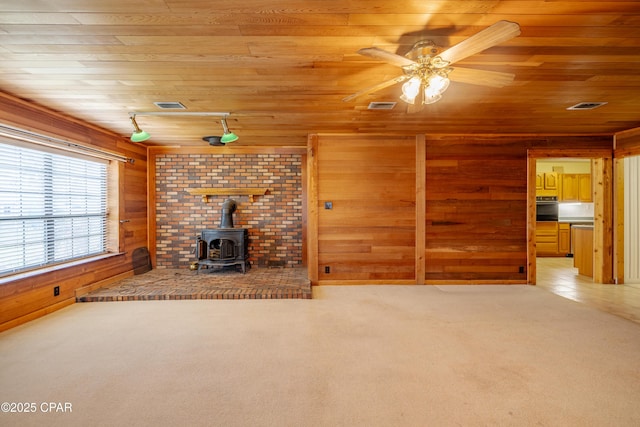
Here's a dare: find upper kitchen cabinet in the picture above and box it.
[559,173,592,202]
[536,172,558,197]
[560,174,579,200]
[537,159,592,201]
[578,174,592,202]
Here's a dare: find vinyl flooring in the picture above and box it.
[536,257,640,324]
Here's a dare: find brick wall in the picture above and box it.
[155,153,303,268]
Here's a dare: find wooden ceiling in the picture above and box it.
[1,1,639,146]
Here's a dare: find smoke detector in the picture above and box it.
[566,102,607,110]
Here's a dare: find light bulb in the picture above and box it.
[427,75,450,95]
[423,75,450,104]
[400,77,421,104]
[423,90,443,104]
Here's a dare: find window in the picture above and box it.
[0,141,109,277]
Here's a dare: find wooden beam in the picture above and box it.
[415,134,426,285]
[527,156,537,285]
[307,134,319,285]
[593,157,615,284]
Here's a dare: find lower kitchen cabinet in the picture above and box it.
[536,221,558,256]
[573,225,594,277]
[558,223,570,255]
[536,221,571,256]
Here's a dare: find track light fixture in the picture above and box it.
[129,115,151,142]
[220,117,239,143]
[127,111,238,143]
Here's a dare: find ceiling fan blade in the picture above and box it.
[449,67,515,87]
[342,75,409,102]
[439,20,521,65]
[357,47,417,68]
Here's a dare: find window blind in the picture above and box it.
[0,141,108,277]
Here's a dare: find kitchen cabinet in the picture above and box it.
[578,174,592,202]
[560,174,579,201]
[573,225,593,277]
[558,223,570,255]
[559,173,592,202]
[536,221,558,256]
[536,222,571,256]
[536,172,558,197]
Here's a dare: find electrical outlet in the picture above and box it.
[325,266,331,274]
[53,286,60,296]
[519,266,525,274]
[324,201,333,210]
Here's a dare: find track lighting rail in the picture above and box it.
[127,112,238,143]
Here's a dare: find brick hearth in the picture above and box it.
[77,267,311,301]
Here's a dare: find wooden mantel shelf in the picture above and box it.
[186,187,269,202]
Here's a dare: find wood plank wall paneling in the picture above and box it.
[309,133,616,285]
[425,137,529,283]
[0,91,148,331]
[615,127,640,158]
[315,135,417,283]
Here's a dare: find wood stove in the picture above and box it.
[193,198,249,273]
[196,228,249,273]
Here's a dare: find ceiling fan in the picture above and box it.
[343,20,521,111]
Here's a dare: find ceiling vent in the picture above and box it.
[368,102,397,110]
[566,102,607,110]
[154,101,186,109]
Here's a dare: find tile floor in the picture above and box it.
[536,257,640,324]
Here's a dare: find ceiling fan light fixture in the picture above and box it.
[423,91,443,105]
[129,115,151,142]
[428,75,450,94]
[423,75,450,104]
[400,77,421,104]
[344,21,521,109]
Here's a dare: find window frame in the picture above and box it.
[0,135,121,279]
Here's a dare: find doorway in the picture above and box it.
[527,150,614,285]
[535,158,593,281]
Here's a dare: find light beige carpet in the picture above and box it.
[1,285,640,426]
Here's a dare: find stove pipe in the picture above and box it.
[220,198,237,228]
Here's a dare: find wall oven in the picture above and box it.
[536,196,558,221]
